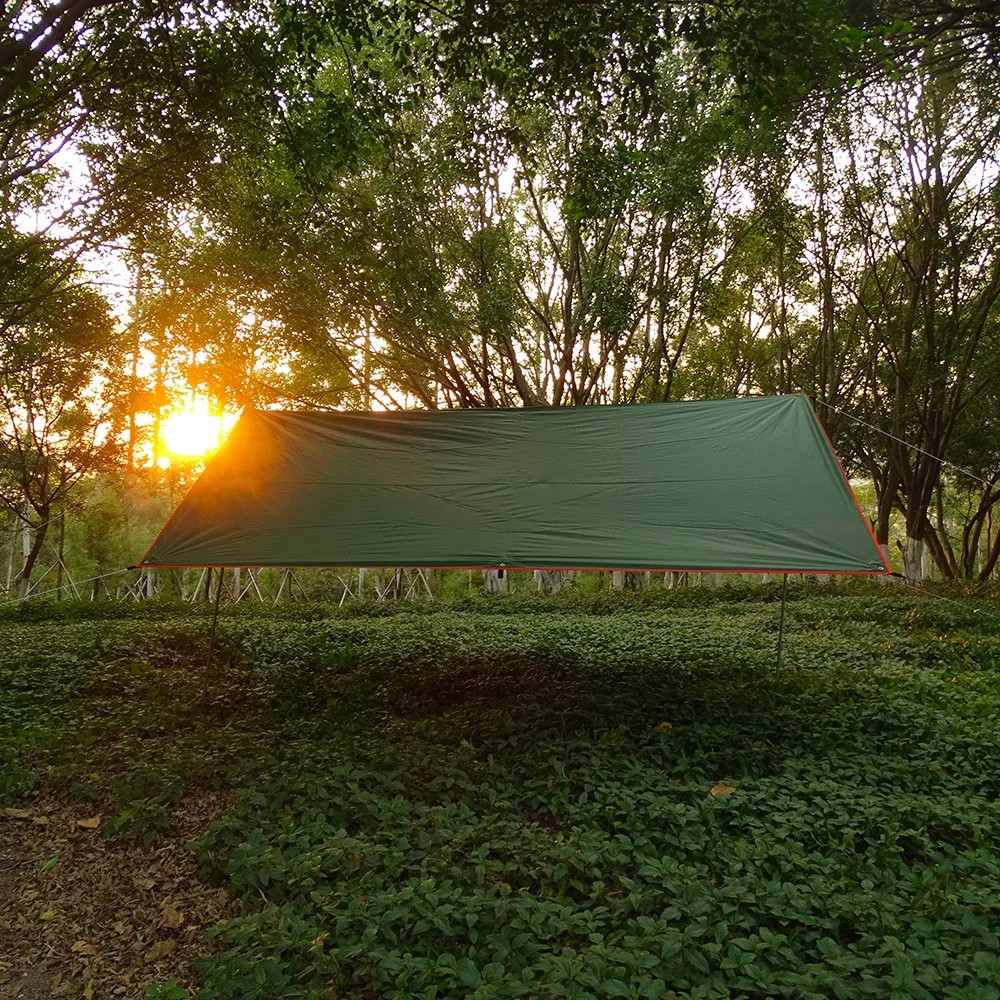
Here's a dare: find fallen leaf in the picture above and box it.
[32,816,49,826]
[145,939,176,963]
[39,910,56,921]
[710,782,736,798]
[310,932,328,952]
[655,721,672,729]
[161,903,184,929]
[1,808,34,821]
[71,941,99,956]
[350,853,364,870]
[83,979,95,1000]
[41,856,59,873]
[77,816,102,830]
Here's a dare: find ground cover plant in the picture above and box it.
[2,586,1000,999]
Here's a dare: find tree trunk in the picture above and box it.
[902,536,926,585]
[979,521,1000,581]
[877,544,894,585]
[152,328,164,470]
[232,566,242,601]
[874,470,897,585]
[18,514,48,600]
[56,511,66,601]
[127,254,146,473]
[535,569,566,595]
[483,569,506,595]
[986,507,995,579]
[5,522,14,593]
[127,347,140,473]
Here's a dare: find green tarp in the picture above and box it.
[140,394,888,573]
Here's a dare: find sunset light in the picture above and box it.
[161,401,238,459]
[4,1,998,988]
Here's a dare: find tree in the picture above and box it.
[0,249,125,597]
[845,70,1000,581]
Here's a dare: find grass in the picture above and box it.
[2,586,1000,999]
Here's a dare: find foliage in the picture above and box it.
[145,980,192,1000]
[0,244,129,596]
[4,592,1000,996]
[3,1,1000,590]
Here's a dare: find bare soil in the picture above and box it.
[0,792,235,999]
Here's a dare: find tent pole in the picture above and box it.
[202,567,225,711]
[775,572,789,678]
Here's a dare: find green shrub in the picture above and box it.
[4,594,1000,998]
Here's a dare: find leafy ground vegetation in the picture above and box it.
[2,585,1000,1000]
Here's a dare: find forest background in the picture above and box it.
[4,0,1000,601]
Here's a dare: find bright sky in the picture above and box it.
[160,399,240,460]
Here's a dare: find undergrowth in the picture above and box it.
[2,588,1000,999]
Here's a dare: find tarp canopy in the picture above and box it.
[140,394,888,573]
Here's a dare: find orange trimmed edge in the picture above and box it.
[138,562,887,574]
[810,398,891,574]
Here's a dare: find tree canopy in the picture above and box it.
[3,0,1000,586]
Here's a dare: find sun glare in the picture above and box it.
[161,402,237,459]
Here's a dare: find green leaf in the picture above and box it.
[600,981,631,998]
[456,958,480,986]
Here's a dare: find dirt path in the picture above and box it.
[0,792,235,999]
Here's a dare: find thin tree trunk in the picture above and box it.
[5,522,14,593]
[152,325,164,470]
[55,510,64,599]
[985,507,996,580]
[18,514,48,600]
